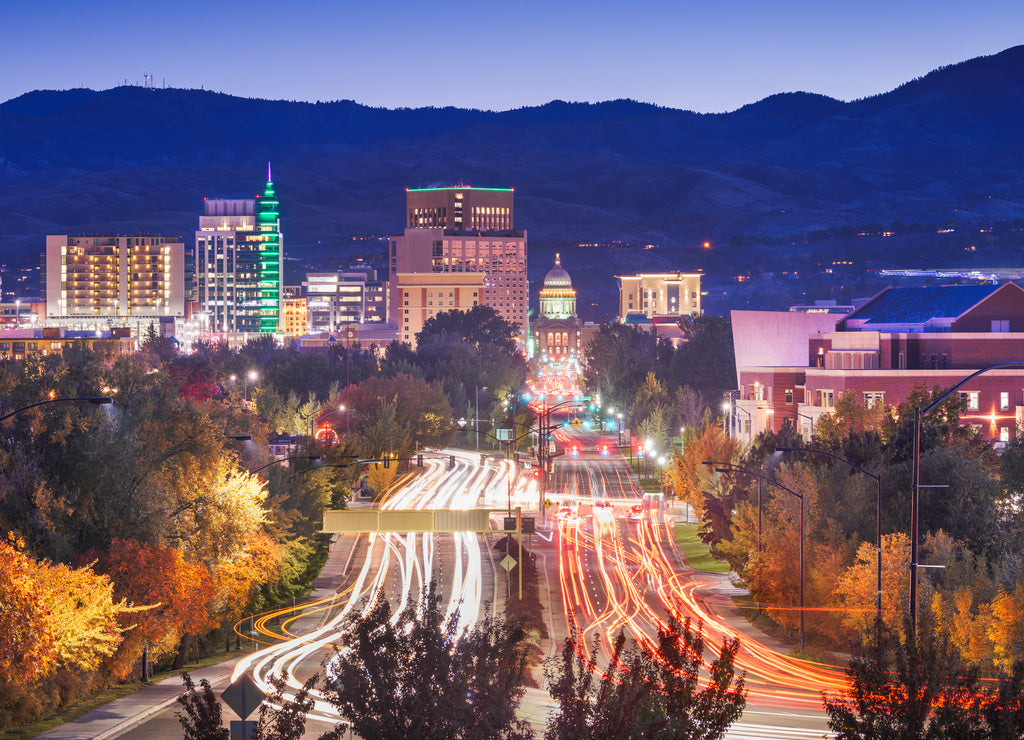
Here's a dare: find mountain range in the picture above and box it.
[2,45,1024,314]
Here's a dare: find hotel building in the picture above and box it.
[44,234,186,320]
[390,186,528,339]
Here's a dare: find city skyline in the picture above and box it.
[3,0,1023,112]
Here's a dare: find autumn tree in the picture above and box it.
[663,421,739,549]
[545,616,746,740]
[338,374,455,458]
[833,533,911,639]
[91,539,216,678]
[321,585,533,740]
[823,618,1024,738]
[0,537,144,729]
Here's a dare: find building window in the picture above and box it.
[864,392,884,409]
[817,390,834,408]
[961,391,980,411]
[1001,391,1010,410]
[1001,426,1011,443]
[785,389,793,404]
[899,352,906,369]
[992,319,1010,332]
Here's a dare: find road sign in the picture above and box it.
[544,498,553,509]
[571,418,581,427]
[221,674,263,719]
[500,555,518,572]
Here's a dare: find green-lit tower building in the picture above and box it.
[194,165,283,335]
[257,164,283,332]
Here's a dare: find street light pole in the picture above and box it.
[779,447,881,627]
[908,361,1024,635]
[704,460,805,650]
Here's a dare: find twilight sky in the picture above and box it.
[3,0,1022,112]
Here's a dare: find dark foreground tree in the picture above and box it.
[823,618,1024,739]
[176,671,319,740]
[176,673,229,740]
[321,584,534,740]
[545,616,746,740]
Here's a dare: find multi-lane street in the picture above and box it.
[115,430,839,738]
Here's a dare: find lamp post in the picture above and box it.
[793,410,816,440]
[0,396,113,423]
[778,446,881,627]
[244,370,258,406]
[475,385,488,451]
[909,361,1024,636]
[704,460,805,650]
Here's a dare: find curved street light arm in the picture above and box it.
[250,455,322,475]
[0,396,113,424]
[921,361,1024,415]
[776,447,879,482]
[911,360,1024,636]
[777,446,883,630]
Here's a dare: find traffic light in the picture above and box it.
[532,468,541,479]
[383,457,390,469]
[417,454,423,467]
[449,454,455,469]
[601,444,609,457]
[571,445,579,457]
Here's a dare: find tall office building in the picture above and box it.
[390,186,528,338]
[44,234,185,320]
[194,166,283,335]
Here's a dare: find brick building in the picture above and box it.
[731,283,1024,445]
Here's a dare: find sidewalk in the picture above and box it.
[34,661,239,740]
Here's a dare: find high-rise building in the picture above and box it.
[44,234,185,320]
[390,186,528,338]
[194,166,283,335]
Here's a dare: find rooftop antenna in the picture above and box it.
[267,161,272,183]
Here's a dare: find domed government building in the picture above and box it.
[532,253,587,358]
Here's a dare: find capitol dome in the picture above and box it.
[543,253,572,289]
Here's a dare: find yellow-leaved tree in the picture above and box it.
[833,532,910,639]
[986,583,1024,672]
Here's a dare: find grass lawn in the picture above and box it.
[675,523,731,573]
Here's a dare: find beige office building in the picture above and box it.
[45,235,186,320]
[394,273,486,346]
[617,272,703,321]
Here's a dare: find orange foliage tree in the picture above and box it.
[1,536,139,684]
[0,537,58,685]
[92,539,216,678]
